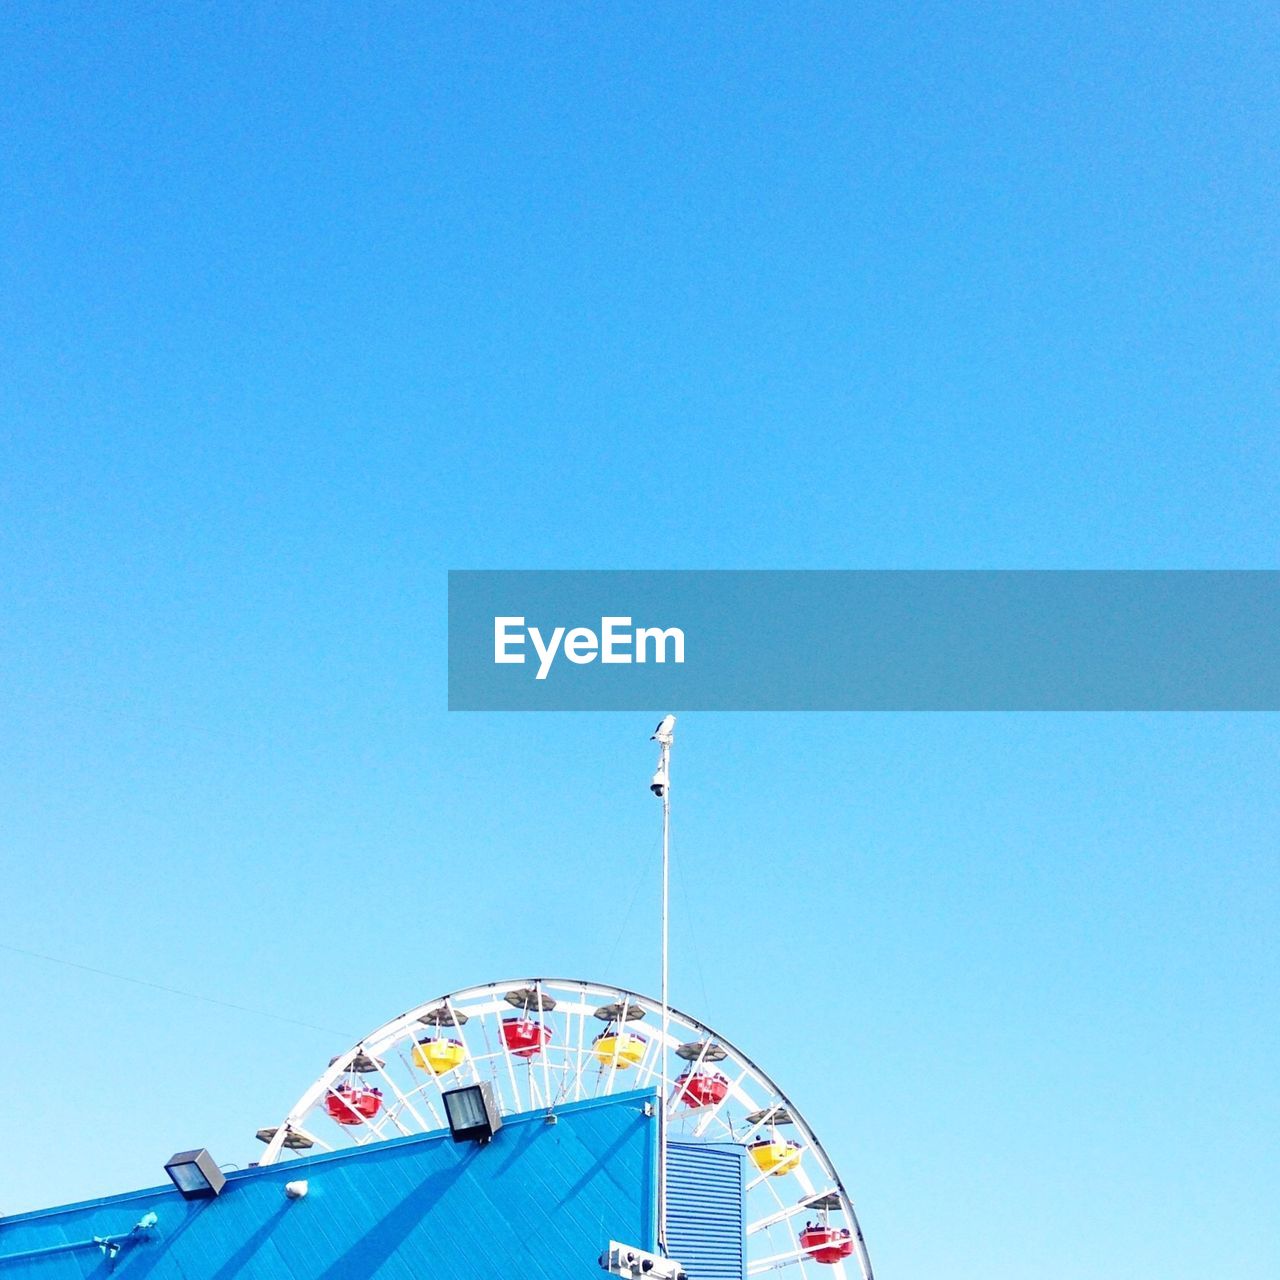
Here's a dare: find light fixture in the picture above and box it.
[164,1149,226,1199]
[600,1241,688,1279]
[442,1081,503,1144]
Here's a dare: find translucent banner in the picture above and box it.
[447,571,1279,711]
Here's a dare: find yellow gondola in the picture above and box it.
[747,1138,802,1176]
[592,1030,648,1069]
[412,1036,467,1076]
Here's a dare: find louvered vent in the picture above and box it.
[666,1141,747,1280]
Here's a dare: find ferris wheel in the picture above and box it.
[256,976,874,1279]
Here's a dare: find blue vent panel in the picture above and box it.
[666,1141,746,1280]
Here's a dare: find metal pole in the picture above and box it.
[649,714,675,1257]
[659,736,671,1255]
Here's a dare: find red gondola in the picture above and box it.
[325,1085,383,1125]
[501,1016,552,1059]
[799,1224,854,1265]
[675,1069,730,1108]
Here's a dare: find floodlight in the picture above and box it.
[600,1241,688,1279]
[163,1149,226,1199]
[442,1081,503,1144]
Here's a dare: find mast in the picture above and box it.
[649,714,676,1254]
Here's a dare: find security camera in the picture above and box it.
[649,770,668,797]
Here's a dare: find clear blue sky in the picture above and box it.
[1,4,1276,1277]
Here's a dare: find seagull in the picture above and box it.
[651,714,676,741]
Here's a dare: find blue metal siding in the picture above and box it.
[0,1090,658,1278]
[665,1141,746,1280]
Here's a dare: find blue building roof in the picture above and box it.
[0,1090,658,1278]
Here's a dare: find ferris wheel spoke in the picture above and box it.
[369,1057,430,1134]
[326,1091,381,1141]
[263,979,874,1280]
[392,1046,446,1129]
[737,1108,802,1155]
[545,1009,581,1107]
[749,1243,848,1276]
[632,1016,672,1092]
[342,1118,384,1145]
[749,1164,810,1258]
[535,980,554,1110]
[545,1008,579,1107]
[747,1154,808,1194]
[597,992,632,1099]
[382,1109,416,1138]
[692,1060,756,1137]
[747,1247,810,1274]
[566,1026,599,1103]
[748,1189,842,1235]
[633,1033,662,1088]
[485,1000,527,1113]
[663,1036,713,1119]
[572,999,588,1101]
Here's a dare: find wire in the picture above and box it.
[0,941,351,1038]
[600,830,658,978]
[671,834,712,1016]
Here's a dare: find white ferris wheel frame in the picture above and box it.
[257,976,875,1280]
